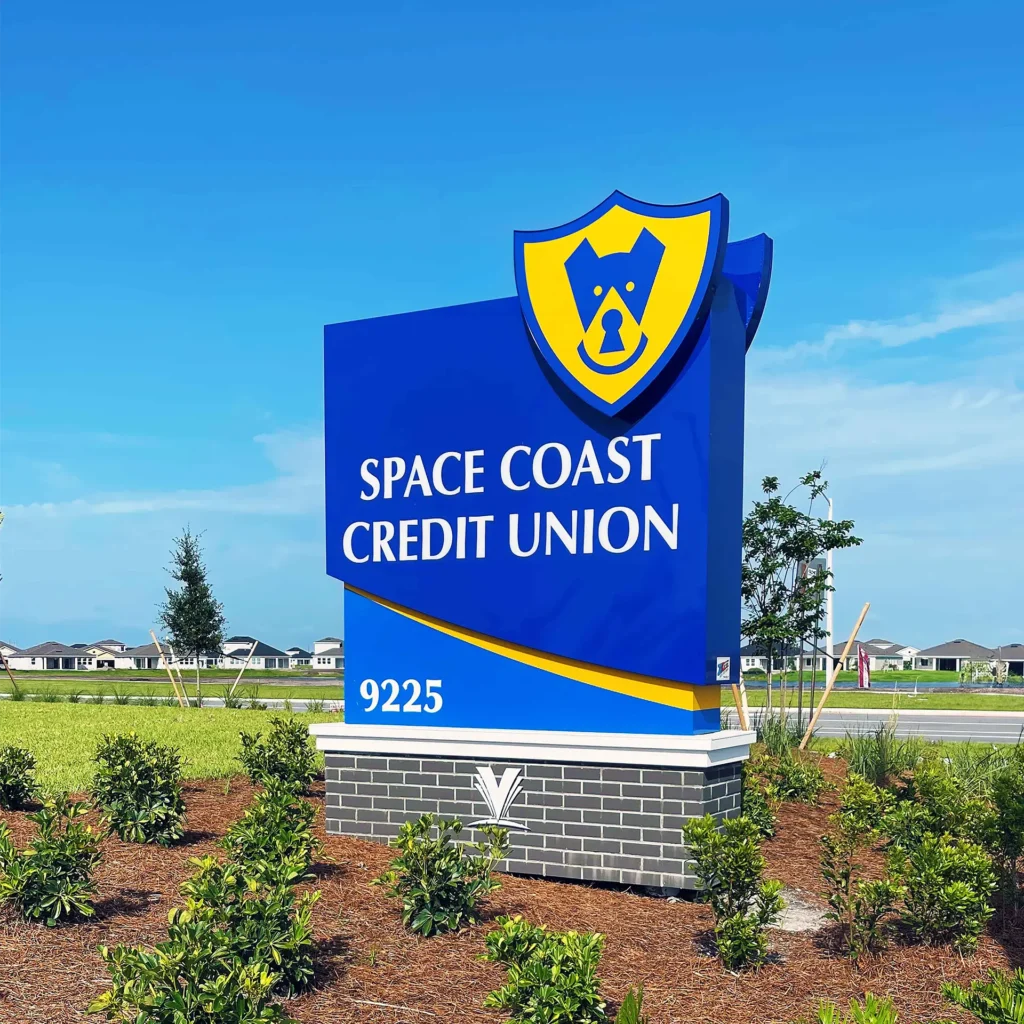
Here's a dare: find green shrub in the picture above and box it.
[755,711,803,760]
[89,855,318,1022]
[990,748,1024,910]
[373,814,508,936]
[0,795,102,925]
[746,749,827,805]
[92,732,186,846]
[840,718,923,790]
[814,993,898,1024]
[0,744,40,810]
[894,758,995,847]
[822,777,903,959]
[482,915,608,1024]
[614,987,649,1024]
[682,814,783,970]
[222,778,321,876]
[900,835,996,953]
[741,764,779,839]
[238,717,318,789]
[820,814,903,958]
[942,968,1024,1024]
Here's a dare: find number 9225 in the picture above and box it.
[359,678,442,713]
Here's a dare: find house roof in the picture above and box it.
[915,638,994,659]
[0,640,21,653]
[123,643,162,657]
[224,641,288,658]
[738,643,804,657]
[92,638,126,647]
[225,635,257,644]
[287,647,312,658]
[995,643,1024,660]
[18,641,96,657]
[315,646,345,658]
[833,640,905,659]
[317,636,342,643]
[87,645,122,656]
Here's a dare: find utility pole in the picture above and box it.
[825,497,835,674]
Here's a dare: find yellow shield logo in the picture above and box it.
[515,192,727,415]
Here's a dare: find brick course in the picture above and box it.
[324,752,742,889]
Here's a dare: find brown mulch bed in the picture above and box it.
[0,772,1020,1024]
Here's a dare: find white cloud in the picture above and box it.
[6,430,324,521]
[763,276,1024,363]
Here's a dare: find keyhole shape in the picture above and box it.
[599,307,626,354]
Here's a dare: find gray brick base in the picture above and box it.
[324,753,742,889]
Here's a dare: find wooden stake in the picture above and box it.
[151,630,187,708]
[0,651,19,692]
[799,601,870,750]
[739,679,751,732]
[730,683,744,730]
[228,640,258,699]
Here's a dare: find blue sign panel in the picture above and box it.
[325,192,771,735]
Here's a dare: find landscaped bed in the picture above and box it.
[1,762,1020,1024]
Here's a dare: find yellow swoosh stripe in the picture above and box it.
[347,585,719,712]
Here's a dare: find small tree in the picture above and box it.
[741,471,860,714]
[158,528,225,707]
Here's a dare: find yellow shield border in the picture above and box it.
[514,191,728,416]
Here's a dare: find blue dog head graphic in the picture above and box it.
[564,228,665,355]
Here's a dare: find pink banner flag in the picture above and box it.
[857,644,871,689]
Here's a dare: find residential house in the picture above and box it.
[7,642,97,671]
[222,635,258,655]
[221,641,292,670]
[312,637,344,671]
[84,645,123,669]
[832,638,912,672]
[0,641,20,659]
[914,639,993,672]
[738,643,829,674]
[117,643,166,670]
[287,647,312,668]
[93,639,129,652]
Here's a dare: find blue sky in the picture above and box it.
[2,1,1022,651]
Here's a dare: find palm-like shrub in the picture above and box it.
[942,968,1024,1023]
[92,733,186,845]
[0,795,102,925]
[373,814,509,936]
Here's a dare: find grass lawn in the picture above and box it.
[6,668,342,680]
[722,688,1024,711]
[1,677,343,700]
[0,703,339,793]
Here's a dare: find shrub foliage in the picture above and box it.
[899,835,996,953]
[0,744,40,810]
[682,814,783,970]
[92,733,186,845]
[222,777,321,876]
[373,814,509,936]
[89,855,317,1023]
[482,915,608,1024]
[0,795,102,925]
[238,718,318,789]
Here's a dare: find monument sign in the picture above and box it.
[312,192,770,888]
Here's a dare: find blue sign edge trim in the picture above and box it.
[513,190,730,416]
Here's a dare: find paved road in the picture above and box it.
[724,707,1024,744]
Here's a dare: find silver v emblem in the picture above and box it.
[469,766,530,832]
